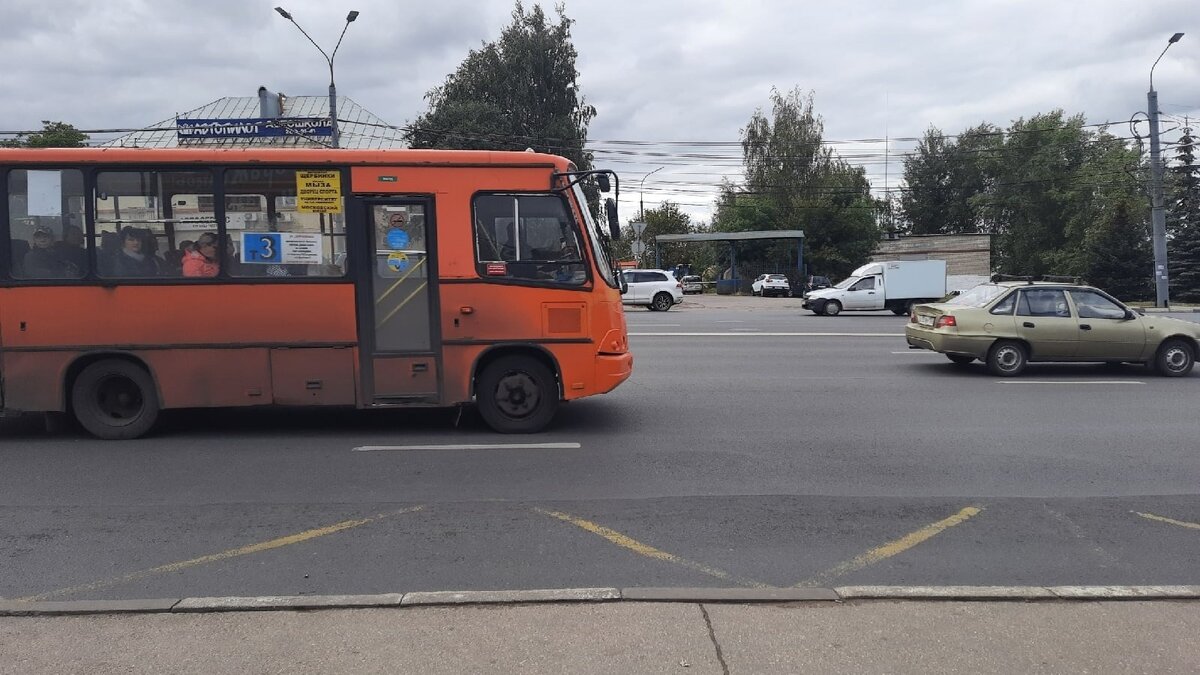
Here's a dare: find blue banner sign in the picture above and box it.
[177,117,333,140]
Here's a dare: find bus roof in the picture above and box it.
[0,147,572,169]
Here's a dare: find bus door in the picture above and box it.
[355,199,441,402]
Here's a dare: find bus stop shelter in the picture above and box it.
[653,230,805,292]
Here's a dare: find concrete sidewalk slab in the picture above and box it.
[0,603,721,675]
[705,601,1200,674]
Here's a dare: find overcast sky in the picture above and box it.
[1,0,1197,223]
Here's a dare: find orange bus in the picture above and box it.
[0,148,632,439]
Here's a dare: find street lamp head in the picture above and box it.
[1169,32,1184,44]
[346,10,359,22]
[274,6,292,20]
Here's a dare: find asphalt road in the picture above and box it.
[2,302,1199,600]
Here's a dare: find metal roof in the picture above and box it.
[655,230,805,243]
[101,96,406,149]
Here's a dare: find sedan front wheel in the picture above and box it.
[1155,339,1195,377]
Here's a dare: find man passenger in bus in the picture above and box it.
[55,224,86,272]
[24,225,80,278]
[110,226,159,277]
[182,233,220,277]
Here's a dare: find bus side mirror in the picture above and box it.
[596,174,611,193]
[605,198,620,239]
[618,271,628,294]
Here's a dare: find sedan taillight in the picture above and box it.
[934,315,957,328]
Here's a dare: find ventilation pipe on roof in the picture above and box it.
[258,87,283,118]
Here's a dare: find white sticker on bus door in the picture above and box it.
[27,171,63,216]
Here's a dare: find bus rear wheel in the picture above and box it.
[71,359,160,440]
[476,355,559,434]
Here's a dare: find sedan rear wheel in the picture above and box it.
[987,340,1027,377]
[1155,339,1195,377]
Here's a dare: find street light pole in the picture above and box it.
[274,7,359,149]
[1148,32,1184,308]
[639,166,664,219]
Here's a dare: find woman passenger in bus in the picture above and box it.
[182,233,220,277]
[111,227,160,277]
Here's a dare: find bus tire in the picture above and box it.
[476,355,559,434]
[70,359,160,440]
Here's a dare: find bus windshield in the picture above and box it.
[572,182,617,288]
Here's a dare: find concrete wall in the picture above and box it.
[872,234,991,277]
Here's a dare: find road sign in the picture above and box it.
[631,240,646,256]
[631,221,647,237]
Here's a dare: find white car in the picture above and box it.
[621,269,683,311]
[752,274,791,297]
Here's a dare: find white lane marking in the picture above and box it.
[892,351,942,354]
[994,381,1145,386]
[625,323,681,327]
[353,443,582,452]
[629,332,905,337]
[716,320,745,323]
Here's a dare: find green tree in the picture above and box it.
[900,124,1001,235]
[609,200,700,269]
[713,88,879,280]
[1168,123,1200,301]
[0,121,88,147]
[404,2,595,182]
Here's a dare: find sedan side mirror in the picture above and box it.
[1124,309,1138,320]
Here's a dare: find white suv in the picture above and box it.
[621,269,683,311]
[752,274,791,297]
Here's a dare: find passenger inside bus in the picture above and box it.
[56,225,87,272]
[182,233,220,277]
[109,227,160,277]
[24,225,81,278]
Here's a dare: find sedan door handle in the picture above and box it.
[1023,322,1036,328]
[1080,324,1092,331]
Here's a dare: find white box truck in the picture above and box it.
[802,260,947,316]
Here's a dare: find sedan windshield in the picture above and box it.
[947,283,1007,307]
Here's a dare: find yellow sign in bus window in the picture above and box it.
[296,170,342,213]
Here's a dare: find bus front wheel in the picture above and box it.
[476,355,559,434]
[71,359,160,440]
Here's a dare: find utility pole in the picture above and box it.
[1148,32,1184,308]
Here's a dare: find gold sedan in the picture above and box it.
[904,281,1200,377]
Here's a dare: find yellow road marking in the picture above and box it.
[798,506,983,587]
[18,506,425,602]
[534,507,769,588]
[1135,511,1200,531]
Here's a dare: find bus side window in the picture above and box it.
[7,169,87,280]
[473,193,586,286]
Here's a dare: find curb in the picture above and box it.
[4,586,1200,616]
